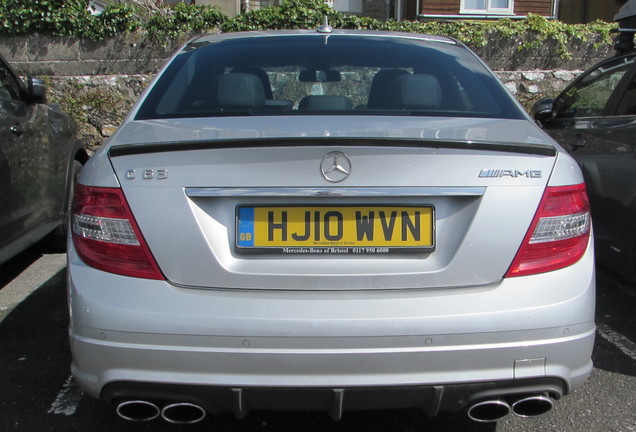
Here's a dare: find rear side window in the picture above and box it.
[554,55,636,119]
[136,35,524,120]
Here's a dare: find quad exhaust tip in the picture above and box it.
[467,400,511,423]
[116,400,160,422]
[467,394,554,422]
[115,394,553,424]
[511,395,554,418]
[161,402,207,424]
[116,400,206,424]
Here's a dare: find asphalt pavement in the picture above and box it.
[0,243,634,432]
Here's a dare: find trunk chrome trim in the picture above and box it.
[185,187,486,198]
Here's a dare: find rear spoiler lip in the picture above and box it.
[108,137,557,158]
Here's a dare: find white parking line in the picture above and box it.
[48,375,84,416]
[597,324,636,362]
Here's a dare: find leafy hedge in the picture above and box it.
[0,0,616,58]
[0,0,225,40]
[0,0,138,40]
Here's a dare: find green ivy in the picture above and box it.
[0,0,617,58]
[145,3,225,39]
[88,4,139,39]
[0,0,137,39]
[221,0,339,32]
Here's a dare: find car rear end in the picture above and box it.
[67,31,595,424]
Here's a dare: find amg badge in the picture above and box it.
[479,169,542,178]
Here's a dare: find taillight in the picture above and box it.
[505,183,591,278]
[71,185,164,280]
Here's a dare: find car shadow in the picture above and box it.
[0,242,47,289]
[82,408,500,432]
[199,409,500,432]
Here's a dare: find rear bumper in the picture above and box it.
[100,378,567,419]
[67,242,595,416]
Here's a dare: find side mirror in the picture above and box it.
[531,97,555,122]
[26,77,47,104]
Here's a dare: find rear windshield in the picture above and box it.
[136,34,524,120]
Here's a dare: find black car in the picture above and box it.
[0,53,87,264]
[533,0,636,280]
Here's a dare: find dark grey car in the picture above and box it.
[533,1,636,280]
[0,53,87,263]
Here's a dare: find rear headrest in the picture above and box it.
[387,74,442,110]
[218,73,266,110]
[298,95,353,111]
[367,69,409,109]
[231,67,273,99]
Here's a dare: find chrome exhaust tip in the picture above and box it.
[467,400,511,423]
[511,394,554,417]
[116,400,160,422]
[161,402,207,424]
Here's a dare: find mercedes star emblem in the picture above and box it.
[320,151,352,183]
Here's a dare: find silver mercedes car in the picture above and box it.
[67,28,595,425]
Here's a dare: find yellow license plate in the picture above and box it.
[236,206,434,254]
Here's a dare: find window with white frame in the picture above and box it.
[461,0,514,14]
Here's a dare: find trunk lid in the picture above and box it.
[107,117,557,290]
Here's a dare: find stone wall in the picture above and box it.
[44,75,152,152]
[0,33,611,76]
[0,34,608,152]
[0,34,191,76]
[497,70,583,109]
